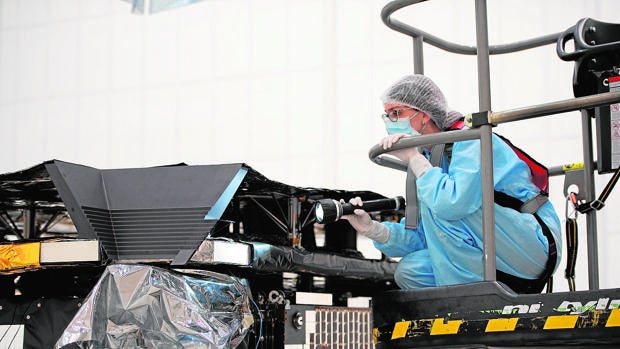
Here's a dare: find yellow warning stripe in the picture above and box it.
[543,315,579,329]
[391,321,410,340]
[606,309,620,327]
[486,318,518,332]
[562,162,584,171]
[383,311,620,340]
[430,319,462,335]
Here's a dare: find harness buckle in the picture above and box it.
[520,193,548,214]
[590,199,605,211]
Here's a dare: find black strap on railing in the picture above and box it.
[564,191,579,292]
[565,216,578,292]
[576,166,620,214]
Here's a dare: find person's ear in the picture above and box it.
[420,111,432,123]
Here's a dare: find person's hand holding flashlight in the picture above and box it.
[341,197,390,244]
[340,197,373,233]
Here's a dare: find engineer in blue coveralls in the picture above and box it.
[343,75,562,293]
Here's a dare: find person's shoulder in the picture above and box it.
[452,133,513,152]
[452,138,480,150]
[490,132,518,151]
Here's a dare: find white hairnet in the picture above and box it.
[447,110,464,126]
[381,74,461,130]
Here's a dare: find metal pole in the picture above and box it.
[475,0,491,110]
[369,127,483,172]
[381,0,559,56]
[548,162,598,177]
[23,207,36,239]
[413,36,424,74]
[581,110,600,290]
[474,0,496,281]
[289,197,300,248]
[489,91,620,125]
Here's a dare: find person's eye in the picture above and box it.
[390,110,399,118]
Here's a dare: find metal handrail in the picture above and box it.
[370,91,620,161]
[381,0,561,56]
[369,92,620,287]
[375,0,615,289]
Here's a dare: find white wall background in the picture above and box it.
[1,0,619,292]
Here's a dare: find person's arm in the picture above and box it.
[372,219,426,257]
[341,198,426,257]
[415,139,485,220]
[416,135,538,220]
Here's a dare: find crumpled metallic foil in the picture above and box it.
[55,264,254,349]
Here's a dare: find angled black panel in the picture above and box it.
[45,161,106,240]
[46,160,245,261]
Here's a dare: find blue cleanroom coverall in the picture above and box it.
[373,134,563,289]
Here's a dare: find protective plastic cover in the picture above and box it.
[55,264,254,349]
[251,242,397,281]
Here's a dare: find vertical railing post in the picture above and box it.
[413,36,424,74]
[581,110,600,290]
[475,0,496,281]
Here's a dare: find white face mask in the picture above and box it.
[385,118,421,136]
[383,110,422,135]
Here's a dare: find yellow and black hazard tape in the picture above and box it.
[373,308,620,343]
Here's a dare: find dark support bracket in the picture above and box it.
[466,111,495,128]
